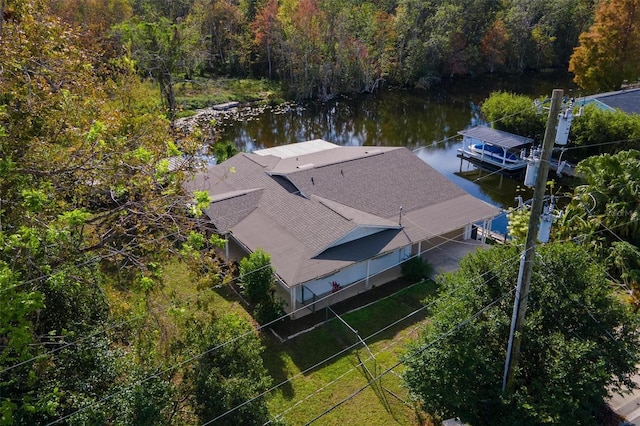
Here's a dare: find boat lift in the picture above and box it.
[457,126,575,178]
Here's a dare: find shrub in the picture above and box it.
[401,256,433,282]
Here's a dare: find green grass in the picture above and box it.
[161,260,250,320]
[147,263,438,425]
[175,77,285,117]
[262,281,438,425]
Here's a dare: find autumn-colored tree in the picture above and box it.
[285,0,327,98]
[569,0,640,91]
[252,0,281,78]
[48,0,132,37]
[481,19,510,72]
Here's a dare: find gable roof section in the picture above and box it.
[282,147,467,218]
[205,188,263,232]
[188,141,499,288]
[311,195,401,253]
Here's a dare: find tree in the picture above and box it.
[239,249,284,323]
[252,0,281,78]
[569,0,640,91]
[569,104,640,160]
[239,249,274,305]
[0,1,205,421]
[558,150,640,248]
[212,140,239,163]
[403,243,640,425]
[114,17,185,122]
[183,0,250,76]
[481,19,510,73]
[480,92,546,141]
[48,0,133,41]
[185,314,273,425]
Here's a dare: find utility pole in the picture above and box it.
[502,88,564,393]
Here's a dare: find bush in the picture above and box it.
[401,256,433,282]
[253,297,286,324]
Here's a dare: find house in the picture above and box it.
[187,140,499,318]
[580,87,640,115]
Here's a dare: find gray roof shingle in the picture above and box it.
[594,88,640,115]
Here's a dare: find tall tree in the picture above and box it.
[0,0,205,421]
[481,19,510,73]
[114,17,185,122]
[184,0,249,75]
[569,0,640,91]
[403,243,640,425]
[252,0,281,78]
[185,314,273,425]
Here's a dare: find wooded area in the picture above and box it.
[2,0,640,424]
[43,0,639,107]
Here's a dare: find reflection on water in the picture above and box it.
[220,72,576,233]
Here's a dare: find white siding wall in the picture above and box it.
[296,246,411,303]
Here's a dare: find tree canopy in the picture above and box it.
[44,0,599,100]
[480,92,640,161]
[558,149,640,247]
[403,243,640,425]
[0,1,272,423]
[569,0,640,91]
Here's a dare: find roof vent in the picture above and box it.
[297,163,314,170]
[365,149,381,155]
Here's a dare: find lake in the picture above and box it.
[219,71,578,234]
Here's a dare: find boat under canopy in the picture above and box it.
[457,126,532,172]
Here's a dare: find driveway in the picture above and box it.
[610,370,640,425]
[425,239,489,277]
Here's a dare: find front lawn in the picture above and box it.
[262,280,437,425]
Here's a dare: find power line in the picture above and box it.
[276,226,640,417]
[49,210,638,424]
[207,249,524,425]
[0,256,272,375]
[44,216,639,425]
[302,291,514,425]
[48,228,520,425]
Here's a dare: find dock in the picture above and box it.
[212,101,240,111]
[456,126,575,179]
[475,226,508,244]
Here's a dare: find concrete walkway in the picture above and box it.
[424,239,488,276]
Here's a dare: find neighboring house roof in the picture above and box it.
[458,127,533,149]
[187,140,499,288]
[582,88,640,115]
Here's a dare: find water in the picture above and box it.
[219,72,577,234]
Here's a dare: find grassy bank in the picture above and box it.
[175,77,286,117]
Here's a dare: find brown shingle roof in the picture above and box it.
[187,141,499,288]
